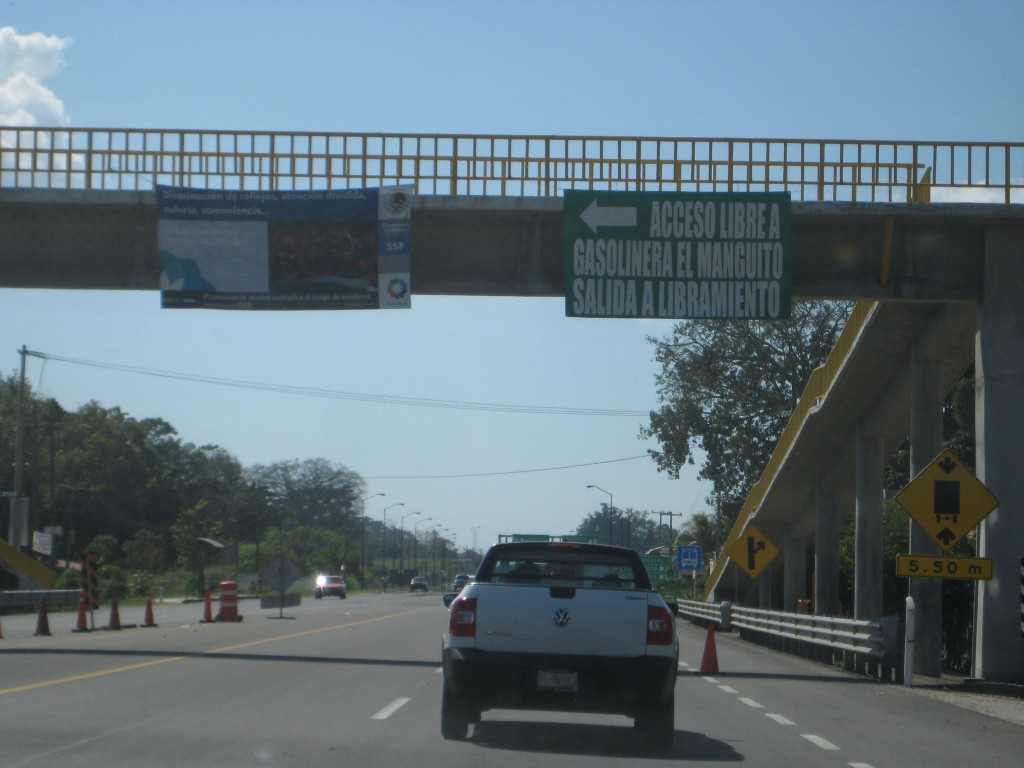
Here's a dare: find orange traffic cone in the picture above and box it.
[105,596,122,630]
[72,596,90,632]
[142,598,157,628]
[200,586,214,623]
[699,623,719,674]
[33,597,52,637]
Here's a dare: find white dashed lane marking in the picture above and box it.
[802,734,840,751]
[371,698,410,720]
[692,665,874,765]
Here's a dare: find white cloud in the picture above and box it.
[0,26,71,126]
[931,183,1024,204]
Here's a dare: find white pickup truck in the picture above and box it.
[441,540,678,748]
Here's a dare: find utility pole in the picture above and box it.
[657,510,682,543]
[10,346,28,547]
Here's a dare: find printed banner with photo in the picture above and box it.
[158,185,412,310]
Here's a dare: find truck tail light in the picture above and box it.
[448,596,477,638]
[647,605,674,645]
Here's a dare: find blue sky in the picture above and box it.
[2,1,1022,552]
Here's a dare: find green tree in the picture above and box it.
[642,301,851,515]
[123,529,168,573]
[679,511,720,554]
[86,534,121,566]
[170,500,223,594]
[247,458,365,531]
[51,403,185,549]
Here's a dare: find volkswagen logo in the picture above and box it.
[552,608,572,628]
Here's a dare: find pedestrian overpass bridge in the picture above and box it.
[1,128,1022,682]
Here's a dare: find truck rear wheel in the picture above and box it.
[441,687,471,739]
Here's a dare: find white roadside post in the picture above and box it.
[904,596,916,687]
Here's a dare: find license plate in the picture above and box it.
[537,669,578,691]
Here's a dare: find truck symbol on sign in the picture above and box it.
[933,479,960,523]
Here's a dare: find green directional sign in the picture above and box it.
[564,190,791,320]
[642,555,671,584]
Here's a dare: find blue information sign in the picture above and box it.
[676,545,703,573]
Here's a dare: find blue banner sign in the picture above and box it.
[158,185,412,310]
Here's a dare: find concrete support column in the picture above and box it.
[909,352,944,676]
[758,567,772,609]
[756,524,783,610]
[974,226,1024,683]
[855,426,885,622]
[814,489,841,616]
[783,530,807,613]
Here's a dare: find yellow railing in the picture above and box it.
[704,301,878,599]
[0,537,57,589]
[2,129,1022,203]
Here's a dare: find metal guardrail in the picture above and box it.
[677,599,725,626]
[677,599,888,658]
[0,589,79,609]
[729,605,887,658]
[2,128,1022,203]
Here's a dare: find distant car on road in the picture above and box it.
[451,573,470,592]
[410,576,429,592]
[314,574,346,599]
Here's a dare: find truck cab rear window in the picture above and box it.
[478,548,643,589]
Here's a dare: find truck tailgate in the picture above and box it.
[473,584,649,656]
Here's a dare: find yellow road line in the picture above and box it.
[205,611,411,653]
[0,610,415,696]
[0,656,184,695]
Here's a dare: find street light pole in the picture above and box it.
[360,493,385,588]
[426,524,441,583]
[382,502,404,586]
[413,517,432,574]
[587,485,614,544]
[400,510,420,575]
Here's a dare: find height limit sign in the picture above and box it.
[895,449,999,553]
[564,190,791,320]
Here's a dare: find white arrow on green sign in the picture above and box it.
[564,190,792,320]
[580,199,638,233]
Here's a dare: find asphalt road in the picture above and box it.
[1,592,1021,767]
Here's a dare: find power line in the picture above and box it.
[364,454,649,480]
[27,350,649,418]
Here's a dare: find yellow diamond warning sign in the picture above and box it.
[726,524,780,579]
[894,449,999,553]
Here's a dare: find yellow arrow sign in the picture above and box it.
[894,449,999,553]
[726,524,780,579]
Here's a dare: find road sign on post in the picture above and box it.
[894,449,999,553]
[677,545,704,573]
[896,554,993,580]
[726,525,779,580]
[564,190,792,320]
